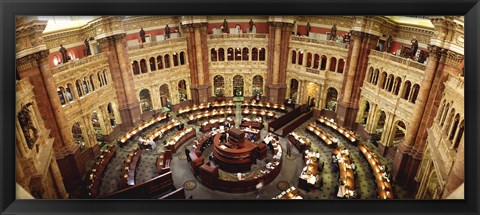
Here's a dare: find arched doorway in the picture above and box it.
[289,79,299,101]
[178,80,188,101]
[107,103,116,127]
[390,120,406,146]
[374,110,387,138]
[139,89,153,112]
[252,75,263,96]
[305,82,319,108]
[159,84,171,112]
[214,75,225,97]
[91,111,105,146]
[233,75,244,97]
[325,87,338,111]
[358,100,370,127]
[72,122,86,150]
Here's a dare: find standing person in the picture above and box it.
[185,148,191,162]
[255,181,265,199]
[410,39,419,59]
[287,141,292,156]
[59,44,68,64]
[385,35,393,53]
[84,38,91,56]
[139,28,146,43]
[165,24,171,39]
[222,19,229,34]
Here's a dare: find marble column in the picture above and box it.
[49,158,69,199]
[442,138,464,198]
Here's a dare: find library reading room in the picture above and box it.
[15,16,464,200]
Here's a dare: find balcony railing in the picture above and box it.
[208,33,268,39]
[290,36,349,49]
[445,74,464,96]
[51,53,108,74]
[128,37,186,51]
[370,50,427,71]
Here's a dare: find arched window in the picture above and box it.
[90,75,96,91]
[180,51,186,65]
[68,51,76,60]
[291,50,297,64]
[252,75,263,95]
[337,59,345,73]
[366,67,374,83]
[66,84,74,102]
[449,114,460,141]
[379,72,388,89]
[57,87,66,105]
[157,55,164,69]
[227,48,234,61]
[386,74,394,92]
[76,80,83,97]
[373,69,380,85]
[132,61,140,75]
[403,81,412,100]
[83,78,90,94]
[252,48,259,61]
[91,111,104,145]
[306,53,312,67]
[313,54,320,69]
[214,75,225,96]
[140,59,148,73]
[233,75,244,96]
[259,48,266,61]
[218,48,225,61]
[330,57,337,72]
[173,53,179,66]
[72,122,85,148]
[326,87,338,111]
[242,47,249,61]
[164,54,171,68]
[235,47,241,61]
[298,51,304,65]
[103,71,108,85]
[436,100,446,122]
[393,77,402,95]
[139,89,153,112]
[411,84,420,103]
[97,72,103,87]
[440,103,450,126]
[453,119,464,150]
[211,48,218,61]
[320,55,327,70]
[178,80,188,101]
[149,57,156,71]
[444,109,455,135]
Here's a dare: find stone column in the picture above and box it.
[337,31,379,129]
[182,20,210,104]
[392,46,445,185]
[265,21,293,104]
[98,34,141,129]
[49,158,69,199]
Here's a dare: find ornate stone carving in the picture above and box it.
[18,102,38,150]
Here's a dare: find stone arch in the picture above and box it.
[252,75,264,96]
[159,84,171,111]
[178,79,188,101]
[233,75,244,97]
[389,120,407,147]
[139,89,153,112]
[325,87,338,111]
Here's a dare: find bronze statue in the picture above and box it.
[139,27,146,43]
[410,39,419,59]
[59,44,68,64]
[330,24,337,41]
[385,36,393,53]
[249,19,254,33]
[84,38,91,56]
[222,19,229,33]
[165,24,170,39]
[17,103,38,150]
[305,22,311,36]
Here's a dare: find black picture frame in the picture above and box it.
[1,0,479,214]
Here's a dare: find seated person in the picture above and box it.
[336,181,347,198]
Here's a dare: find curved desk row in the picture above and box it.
[119,148,142,189]
[165,128,196,153]
[241,101,287,112]
[200,117,234,133]
[241,108,276,118]
[87,145,117,198]
[333,148,355,196]
[316,117,358,145]
[306,123,338,148]
[177,101,235,116]
[118,115,168,146]
[358,144,394,199]
[187,109,235,123]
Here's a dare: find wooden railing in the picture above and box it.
[100,171,175,199]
